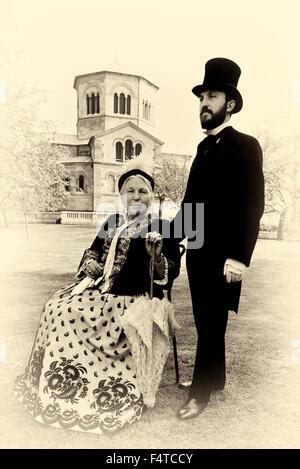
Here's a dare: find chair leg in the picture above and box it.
[172,335,180,384]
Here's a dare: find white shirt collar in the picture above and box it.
[203,120,232,137]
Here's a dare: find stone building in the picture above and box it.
[54,71,191,214]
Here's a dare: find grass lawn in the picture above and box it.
[0,224,300,448]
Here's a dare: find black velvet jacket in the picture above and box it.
[170,126,265,313]
[176,126,265,267]
[77,215,181,299]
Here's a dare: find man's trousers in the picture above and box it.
[186,253,229,404]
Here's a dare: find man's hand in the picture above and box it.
[223,258,246,283]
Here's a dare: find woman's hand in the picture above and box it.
[145,231,163,261]
[83,259,103,279]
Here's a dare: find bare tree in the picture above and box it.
[257,128,299,240]
[153,158,188,218]
[0,85,72,226]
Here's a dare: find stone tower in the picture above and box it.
[73,71,158,140]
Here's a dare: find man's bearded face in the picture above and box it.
[199,90,231,130]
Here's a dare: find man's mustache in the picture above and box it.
[200,107,213,116]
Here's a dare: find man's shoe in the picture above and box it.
[212,383,225,392]
[177,398,208,420]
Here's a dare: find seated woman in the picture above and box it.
[14,161,181,434]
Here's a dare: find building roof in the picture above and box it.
[54,134,89,146]
[90,121,164,145]
[73,70,158,90]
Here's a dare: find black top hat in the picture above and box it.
[192,58,243,113]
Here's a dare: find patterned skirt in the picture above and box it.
[14,280,148,434]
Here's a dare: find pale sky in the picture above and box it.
[1,0,300,154]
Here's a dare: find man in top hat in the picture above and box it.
[173,58,265,419]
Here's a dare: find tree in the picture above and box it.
[153,158,188,219]
[257,128,299,240]
[0,84,72,223]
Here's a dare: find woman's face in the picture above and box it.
[120,176,152,219]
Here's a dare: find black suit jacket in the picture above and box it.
[170,126,265,313]
[178,126,265,267]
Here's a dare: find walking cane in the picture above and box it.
[150,243,155,300]
[145,243,156,424]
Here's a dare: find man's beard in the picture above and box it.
[200,103,228,130]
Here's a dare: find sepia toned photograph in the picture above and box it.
[0,0,300,452]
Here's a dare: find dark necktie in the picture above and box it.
[201,134,217,154]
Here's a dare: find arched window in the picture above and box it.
[120,93,125,114]
[86,95,90,115]
[114,93,118,113]
[95,93,100,113]
[127,95,131,115]
[135,143,142,156]
[116,142,123,162]
[143,101,151,120]
[64,177,70,192]
[78,175,84,191]
[125,139,133,160]
[91,92,95,114]
[107,175,115,193]
[86,91,100,115]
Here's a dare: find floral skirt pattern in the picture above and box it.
[14,280,146,434]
